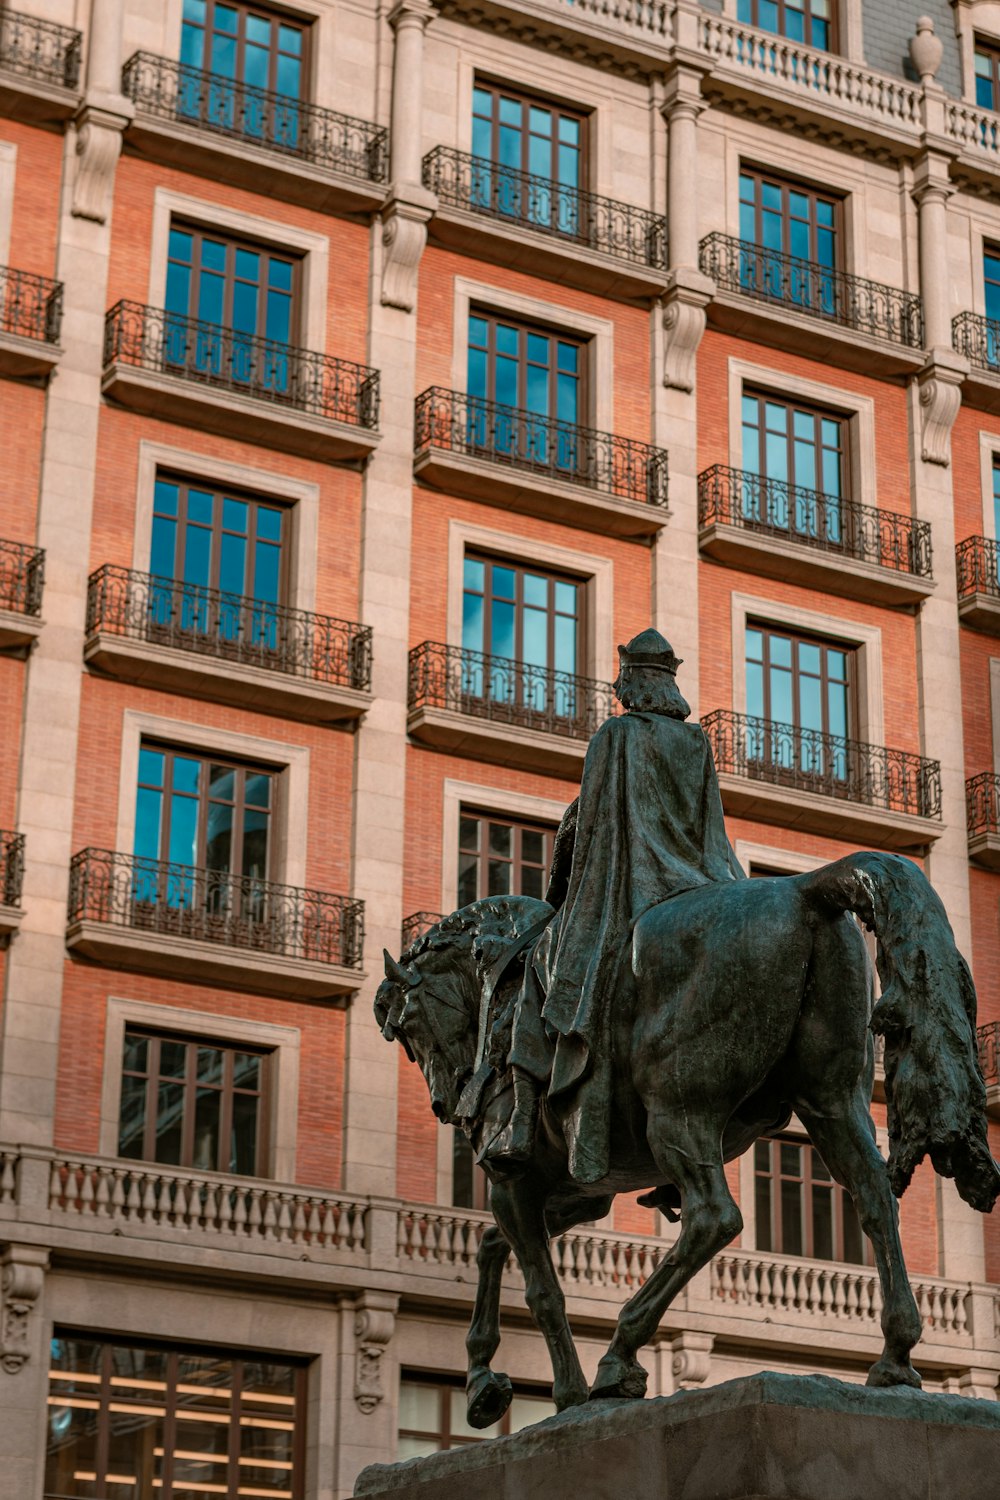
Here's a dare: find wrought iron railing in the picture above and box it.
[698,465,932,578]
[0,538,44,616]
[86,565,372,691]
[408,641,615,742]
[414,387,668,509]
[0,264,63,344]
[0,7,81,89]
[121,52,388,184]
[67,848,365,969]
[703,709,942,819]
[953,311,1000,372]
[966,772,1000,841]
[699,233,924,348]
[0,830,24,908]
[401,910,444,950]
[103,301,381,429]
[956,536,1000,601]
[422,146,668,270]
[978,1021,1000,1088]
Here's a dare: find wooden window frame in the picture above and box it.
[975,37,1000,111]
[747,622,856,739]
[472,76,589,186]
[152,471,290,604]
[741,389,849,501]
[467,307,589,421]
[452,1131,489,1211]
[182,0,311,100]
[463,551,586,675]
[739,165,842,269]
[119,1026,272,1177]
[457,807,557,907]
[737,0,837,52]
[754,1135,873,1265]
[167,221,303,343]
[137,741,277,880]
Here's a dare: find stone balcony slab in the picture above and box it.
[699,522,934,608]
[705,287,926,378]
[716,772,943,852]
[0,8,81,124]
[406,704,588,779]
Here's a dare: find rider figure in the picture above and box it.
[481,628,744,1181]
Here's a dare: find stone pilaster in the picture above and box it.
[0,1244,49,1500]
[379,0,436,312]
[335,1292,400,1499]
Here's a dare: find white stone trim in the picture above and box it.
[953,1,1000,103]
[440,778,570,911]
[977,430,1000,539]
[451,276,615,431]
[99,996,301,1181]
[729,592,884,745]
[734,840,827,875]
[991,660,1000,775]
[116,710,311,889]
[0,142,16,266]
[726,356,878,505]
[446,518,616,683]
[133,440,320,612]
[148,188,329,353]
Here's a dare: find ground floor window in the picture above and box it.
[398,1373,555,1459]
[755,1136,872,1265]
[46,1333,305,1498]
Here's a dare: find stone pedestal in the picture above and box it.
[353,1372,1000,1500]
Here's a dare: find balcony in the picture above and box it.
[101,302,381,463]
[699,234,924,375]
[422,146,668,302]
[0,538,44,651]
[84,565,372,724]
[955,536,1000,633]
[0,7,81,122]
[401,911,444,950]
[966,772,1000,872]
[407,641,614,776]
[413,387,668,538]
[0,830,24,940]
[66,848,365,999]
[698,466,933,607]
[704,709,943,849]
[121,53,388,214]
[0,264,63,380]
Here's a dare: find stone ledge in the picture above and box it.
[355,1372,1000,1500]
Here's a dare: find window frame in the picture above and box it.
[462,550,586,677]
[975,35,1000,110]
[166,219,303,344]
[739,164,843,270]
[736,0,837,52]
[152,470,290,606]
[754,1134,873,1265]
[741,388,850,500]
[467,306,589,423]
[181,0,312,101]
[398,1370,555,1456]
[471,75,589,187]
[135,740,278,882]
[746,621,857,739]
[456,806,557,908]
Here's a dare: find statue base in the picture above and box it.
[354,1372,1000,1500]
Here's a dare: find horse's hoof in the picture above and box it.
[589,1356,648,1402]
[467,1369,513,1429]
[866,1358,922,1390]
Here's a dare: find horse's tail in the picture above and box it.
[801,851,1000,1214]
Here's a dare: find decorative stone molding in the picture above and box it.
[662,269,714,391]
[0,1245,47,1374]
[354,1291,399,1413]
[909,16,943,86]
[669,1330,714,1389]
[72,98,133,223]
[380,189,436,312]
[917,350,968,467]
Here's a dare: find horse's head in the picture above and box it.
[375,935,479,1125]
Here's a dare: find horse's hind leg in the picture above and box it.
[592,1149,742,1400]
[466,1225,514,1429]
[797,1098,922,1389]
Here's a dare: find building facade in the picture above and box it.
[0,0,998,1495]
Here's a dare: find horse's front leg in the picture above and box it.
[466,1224,513,1430]
[490,1177,589,1413]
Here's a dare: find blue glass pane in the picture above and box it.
[463,556,484,592]
[556,373,578,424]
[245,772,271,808]
[134,785,162,861]
[759,0,779,31]
[183,0,206,17]
[526,363,548,415]
[246,15,270,46]
[275,54,300,101]
[795,441,817,490]
[523,572,547,607]
[180,21,204,68]
[467,346,487,398]
[746,628,763,661]
[197,270,225,326]
[523,608,547,667]
[785,7,805,41]
[473,86,492,116]
[187,488,213,525]
[253,542,280,604]
[499,96,521,126]
[165,262,191,317]
[498,125,520,170]
[496,323,519,357]
[495,356,518,407]
[173,756,201,795]
[230,279,257,335]
[472,115,491,160]
[554,614,576,674]
[139,746,165,787]
[737,0,752,17]
[183,522,211,588]
[828,685,848,737]
[493,566,516,599]
[215,4,238,33]
[222,497,248,534]
[746,660,764,718]
[770,667,793,725]
[739,173,755,205]
[244,42,269,91]
[462,589,484,650]
[528,136,551,179]
[150,514,177,579]
[210,34,237,79]
[554,580,577,615]
[491,600,515,659]
[257,505,282,542]
[765,431,789,481]
[168,792,199,868]
[770,634,792,668]
[219,532,247,594]
[799,642,821,676]
[813,17,829,48]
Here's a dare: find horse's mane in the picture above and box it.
[401,895,551,980]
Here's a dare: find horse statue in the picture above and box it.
[375,851,999,1425]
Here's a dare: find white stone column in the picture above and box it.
[379,0,436,312]
[0,1244,49,1500]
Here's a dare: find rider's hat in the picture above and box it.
[617,627,683,676]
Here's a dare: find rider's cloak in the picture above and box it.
[541,710,744,1182]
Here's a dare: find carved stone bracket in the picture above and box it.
[354,1291,399,1414]
[916,349,967,467]
[72,94,134,224]
[670,1330,714,1390]
[662,268,715,392]
[0,1245,48,1375]
[380,187,437,313]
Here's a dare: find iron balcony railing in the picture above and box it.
[698,465,933,578]
[966,772,1000,840]
[953,311,1000,372]
[704,709,942,820]
[956,535,1000,600]
[699,233,924,349]
[979,1021,1000,1088]
[0,538,44,617]
[0,830,24,908]
[0,264,64,344]
[422,146,668,271]
[415,387,669,510]
[121,52,388,184]
[401,911,444,950]
[409,641,615,742]
[0,7,81,89]
[86,565,373,691]
[103,301,380,429]
[68,848,365,970]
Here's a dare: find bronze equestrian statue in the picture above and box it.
[376,629,999,1426]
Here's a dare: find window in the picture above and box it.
[736,0,834,50]
[166,224,297,343]
[745,623,854,782]
[741,390,847,543]
[467,309,584,423]
[975,38,1000,111]
[470,80,585,234]
[738,168,840,315]
[181,0,307,97]
[993,455,1000,538]
[986,244,1000,325]
[398,1374,555,1458]
[457,808,557,907]
[118,1028,269,1176]
[755,1136,871,1264]
[46,1333,305,1498]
